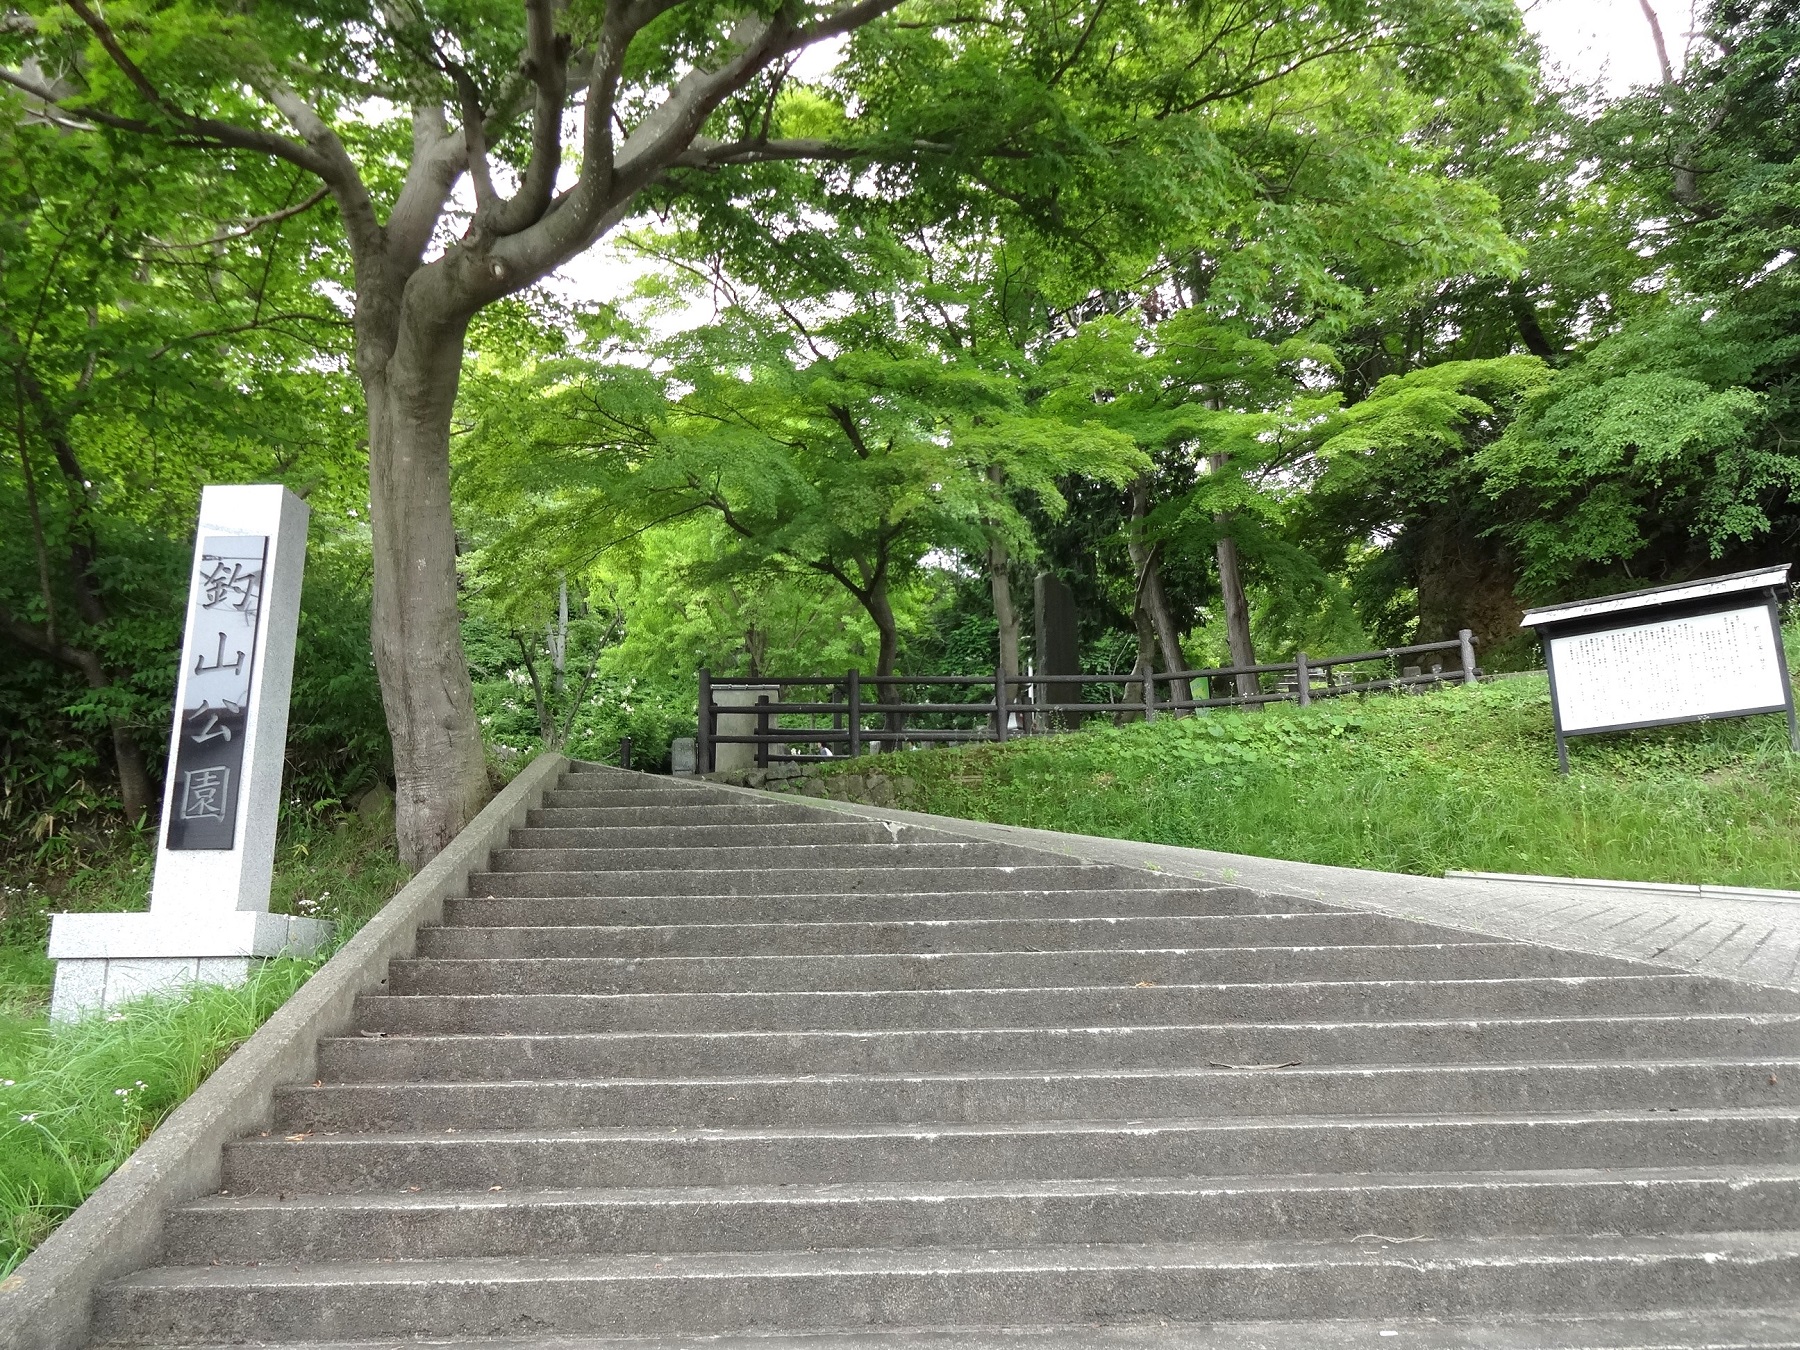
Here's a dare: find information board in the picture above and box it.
[1548,604,1788,734]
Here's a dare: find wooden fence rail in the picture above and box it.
[696,630,1479,772]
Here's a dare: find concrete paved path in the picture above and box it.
[768,791,1800,994]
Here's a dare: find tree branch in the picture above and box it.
[60,1,343,180]
[669,136,954,168]
[482,0,570,236]
[1638,0,1676,86]
[144,313,351,360]
[144,187,332,251]
[827,403,873,459]
[495,1,856,284]
[385,104,467,267]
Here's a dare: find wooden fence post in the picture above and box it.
[755,695,770,768]
[697,668,712,773]
[1144,668,1156,722]
[847,668,862,758]
[1295,652,1311,707]
[1459,629,1478,684]
[995,666,1009,742]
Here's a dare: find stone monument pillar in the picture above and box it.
[47,485,333,1020]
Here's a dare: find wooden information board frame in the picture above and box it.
[1522,566,1797,773]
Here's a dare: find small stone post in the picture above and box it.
[1459,629,1478,683]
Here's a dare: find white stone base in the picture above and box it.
[47,911,334,1022]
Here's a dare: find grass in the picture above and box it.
[832,674,1800,889]
[0,808,409,1275]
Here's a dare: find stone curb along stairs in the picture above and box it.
[19,760,1800,1346]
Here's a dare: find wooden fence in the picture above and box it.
[696,630,1480,772]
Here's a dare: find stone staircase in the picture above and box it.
[93,762,1800,1346]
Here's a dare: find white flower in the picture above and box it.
[1,1079,14,1087]
[19,1113,38,1123]
[106,1013,126,1022]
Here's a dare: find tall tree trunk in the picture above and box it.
[986,467,1021,682]
[1126,477,1192,708]
[986,466,1022,727]
[359,293,489,868]
[514,633,556,745]
[550,574,568,695]
[988,538,1019,675]
[1213,532,1258,699]
[1205,454,1258,700]
[1118,603,1155,725]
[107,713,153,824]
[863,577,902,749]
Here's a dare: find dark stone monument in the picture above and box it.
[1034,571,1081,723]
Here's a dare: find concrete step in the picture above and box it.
[542,787,753,808]
[221,1108,1800,1194]
[385,944,1626,997]
[349,975,1796,1035]
[91,1231,1800,1343]
[486,842,1054,872]
[441,886,1315,927]
[510,823,932,849]
[165,1165,1800,1265]
[528,803,834,828]
[318,1014,1800,1082]
[111,1308,1800,1350]
[555,770,731,789]
[465,865,1154,898]
[412,912,1512,959]
[270,1060,1800,1133]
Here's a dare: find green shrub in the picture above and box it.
[0,808,406,1273]
[0,959,317,1273]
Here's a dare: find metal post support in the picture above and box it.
[1459,629,1478,684]
[755,695,771,769]
[618,735,633,770]
[697,668,712,773]
[994,666,1009,742]
[847,669,862,758]
[1295,652,1311,707]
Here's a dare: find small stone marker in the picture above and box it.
[1522,565,1798,773]
[47,485,332,1020]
